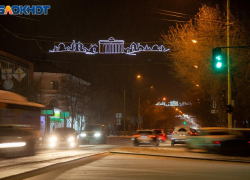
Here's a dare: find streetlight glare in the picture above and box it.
[150,86,154,89]
[194,65,198,68]
[192,40,197,43]
[163,97,166,101]
[137,75,141,79]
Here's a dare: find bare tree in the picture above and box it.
[161,4,250,126]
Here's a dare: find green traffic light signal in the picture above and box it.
[183,121,187,125]
[212,48,225,72]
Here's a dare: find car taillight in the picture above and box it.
[148,135,156,138]
[248,141,250,144]
[214,141,220,144]
[194,132,198,135]
[133,135,140,137]
[189,132,193,135]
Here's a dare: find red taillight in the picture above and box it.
[248,141,250,144]
[214,141,220,144]
[133,135,140,137]
[194,132,198,135]
[148,135,156,138]
[189,132,193,135]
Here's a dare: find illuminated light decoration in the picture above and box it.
[49,37,169,55]
[49,40,98,55]
[99,37,124,54]
[155,101,192,107]
[124,42,169,55]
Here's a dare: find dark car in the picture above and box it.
[220,129,250,156]
[153,129,166,142]
[132,130,159,147]
[0,125,36,158]
[49,128,78,148]
[79,124,107,144]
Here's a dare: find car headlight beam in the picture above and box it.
[94,133,101,137]
[68,136,75,142]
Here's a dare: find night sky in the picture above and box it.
[1,0,250,102]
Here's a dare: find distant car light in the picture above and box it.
[94,133,101,137]
[0,142,26,148]
[50,136,57,142]
[68,136,75,142]
[80,133,86,137]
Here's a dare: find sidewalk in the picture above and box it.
[110,146,250,163]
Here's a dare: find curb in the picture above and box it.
[110,151,250,164]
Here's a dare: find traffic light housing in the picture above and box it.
[225,105,232,114]
[212,48,225,72]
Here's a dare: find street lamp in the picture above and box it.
[138,86,153,129]
[137,74,141,79]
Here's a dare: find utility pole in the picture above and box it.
[123,90,126,134]
[227,0,232,128]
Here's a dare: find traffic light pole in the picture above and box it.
[227,0,232,128]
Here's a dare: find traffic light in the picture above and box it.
[183,121,187,125]
[212,48,225,72]
[225,105,232,114]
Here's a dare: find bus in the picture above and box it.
[0,90,44,158]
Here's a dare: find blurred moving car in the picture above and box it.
[49,127,79,148]
[171,126,191,146]
[185,127,236,153]
[132,130,159,147]
[0,125,36,158]
[220,128,250,155]
[153,129,166,142]
[79,124,107,144]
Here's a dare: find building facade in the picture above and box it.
[34,72,90,134]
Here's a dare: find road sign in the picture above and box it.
[213,101,216,108]
[13,67,26,82]
[116,113,122,125]
[211,110,218,114]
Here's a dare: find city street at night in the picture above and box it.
[1,0,250,179]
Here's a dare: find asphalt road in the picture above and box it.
[1,137,250,180]
[26,153,250,180]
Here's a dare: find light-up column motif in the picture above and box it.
[98,37,124,54]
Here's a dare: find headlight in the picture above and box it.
[94,133,101,137]
[50,136,57,142]
[68,136,75,142]
[80,133,86,137]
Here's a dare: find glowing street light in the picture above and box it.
[163,97,166,101]
[192,40,197,43]
[196,84,199,87]
[194,65,198,68]
[137,74,141,79]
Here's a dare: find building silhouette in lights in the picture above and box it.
[99,37,124,54]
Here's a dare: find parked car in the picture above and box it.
[0,125,36,158]
[48,127,79,148]
[185,127,236,153]
[171,126,191,146]
[132,129,159,147]
[79,124,107,144]
[153,129,166,142]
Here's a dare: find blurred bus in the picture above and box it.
[0,90,44,158]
